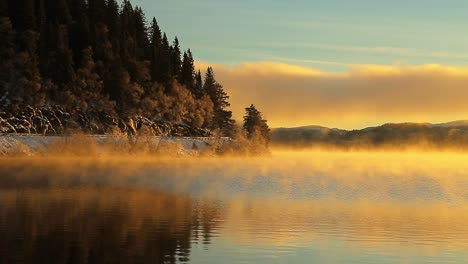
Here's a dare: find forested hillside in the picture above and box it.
[0,0,234,136]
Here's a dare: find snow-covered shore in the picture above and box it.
[0,134,232,156]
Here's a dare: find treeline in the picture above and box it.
[0,0,234,135]
[271,123,468,151]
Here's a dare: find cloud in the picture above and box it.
[204,61,327,77]
[196,61,468,129]
[261,43,468,60]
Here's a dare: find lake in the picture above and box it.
[1,151,468,263]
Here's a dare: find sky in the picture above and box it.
[129,0,468,129]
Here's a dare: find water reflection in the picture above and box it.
[0,188,225,264]
[1,152,468,263]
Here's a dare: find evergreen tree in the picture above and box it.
[170,36,181,77]
[194,70,203,98]
[179,49,195,90]
[157,33,171,83]
[243,104,270,144]
[149,17,162,82]
[119,0,134,61]
[69,0,90,66]
[150,17,161,47]
[203,67,234,134]
[133,6,149,59]
[88,0,106,49]
[47,23,75,85]
[105,0,121,55]
[38,0,49,75]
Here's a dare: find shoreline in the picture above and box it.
[0,134,232,156]
[4,134,468,157]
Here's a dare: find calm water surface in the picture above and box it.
[1,152,468,263]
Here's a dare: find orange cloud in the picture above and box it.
[196,62,468,129]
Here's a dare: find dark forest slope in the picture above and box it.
[0,0,234,136]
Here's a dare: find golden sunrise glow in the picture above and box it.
[196,62,468,129]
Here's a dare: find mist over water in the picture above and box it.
[2,151,468,263]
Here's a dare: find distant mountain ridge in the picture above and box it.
[271,120,468,149]
[431,120,468,127]
[274,120,468,132]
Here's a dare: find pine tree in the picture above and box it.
[38,0,49,75]
[119,0,136,61]
[170,36,181,77]
[149,17,162,82]
[88,0,106,49]
[243,104,270,144]
[133,7,149,59]
[179,49,195,90]
[105,0,120,54]
[194,70,203,98]
[156,33,171,83]
[69,0,90,67]
[150,17,161,47]
[47,23,75,85]
[203,66,234,134]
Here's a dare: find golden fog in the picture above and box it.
[3,151,468,252]
[197,62,468,129]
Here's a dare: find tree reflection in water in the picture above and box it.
[0,188,223,264]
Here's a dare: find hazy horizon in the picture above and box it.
[271,119,468,130]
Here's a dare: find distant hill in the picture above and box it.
[271,121,468,150]
[431,120,468,128]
